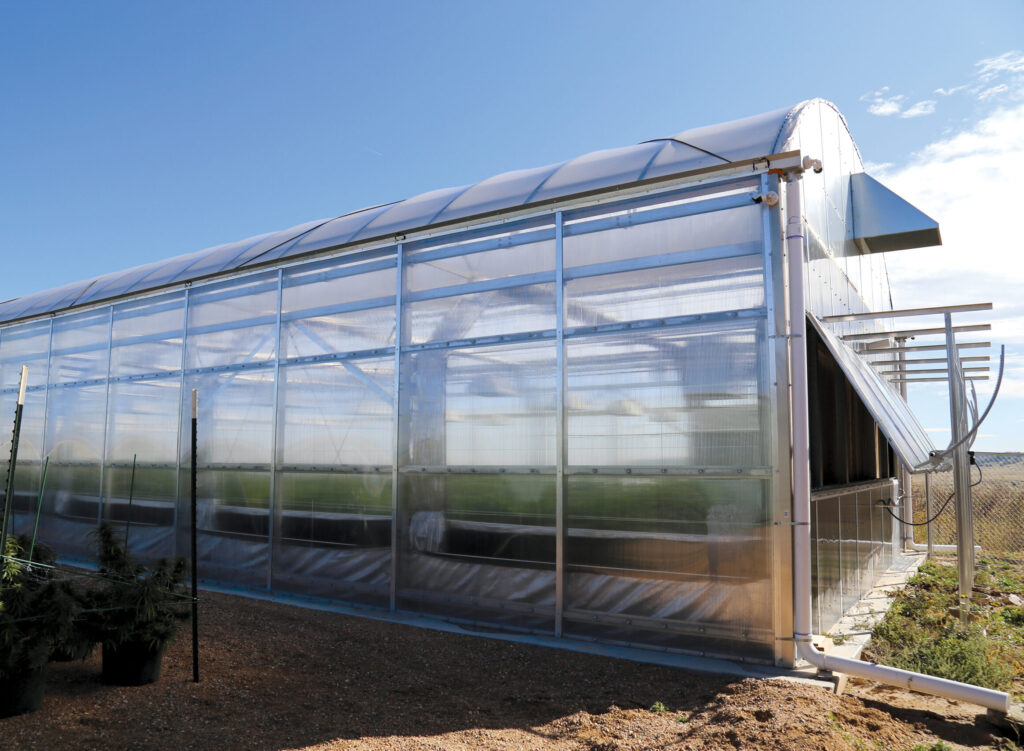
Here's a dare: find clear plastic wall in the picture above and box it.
[0,175,782,662]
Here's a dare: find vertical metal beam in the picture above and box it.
[390,243,404,612]
[925,471,933,558]
[945,312,974,616]
[38,319,54,501]
[763,173,794,666]
[97,306,115,524]
[174,289,191,557]
[896,337,912,548]
[267,269,284,591]
[554,211,566,638]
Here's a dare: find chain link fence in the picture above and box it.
[910,452,1024,554]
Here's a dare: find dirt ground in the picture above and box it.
[2,591,1018,751]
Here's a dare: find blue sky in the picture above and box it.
[1,0,1022,450]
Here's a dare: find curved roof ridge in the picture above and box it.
[770,98,864,165]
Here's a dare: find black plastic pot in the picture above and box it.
[101,640,167,686]
[0,665,47,718]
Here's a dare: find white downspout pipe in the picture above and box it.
[783,169,1010,714]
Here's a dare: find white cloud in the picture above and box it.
[976,51,1024,80]
[861,87,906,116]
[877,96,1024,446]
[900,100,936,118]
[978,84,1010,100]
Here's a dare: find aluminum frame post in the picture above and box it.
[945,313,974,616]
[925,472,933,558]
[554,211,566,638]
[896,337,913,548]
[390,243,403,612]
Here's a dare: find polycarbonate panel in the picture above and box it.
[255,205,393,265]
[0,321,50,538]
[672,105,793,165]
[396,340,557,630]
[564,475,772,658]
[839,493,860,612]
[280,257,396,359]
[444,342,556,466]
[811,481,897,633]
[3,279,95,322]
[102,379,180,560]
[184,369,274,587]
[567,322,767,468]
[563,202,762,269]
[528,142,665,203]
[405,237,555,293]
[351,186,472,243]
[810,315,934,470]
[185,273,278,370]
[49,309,110,384]
[109,293,185,377]
[814,494,842,631]
[405,284,555,345]
[272,357,393,603]
[36,385,107,558]
[434,163,561,223]
[277,359,393,467]
[566,255,764,329]
[397,472,556,630]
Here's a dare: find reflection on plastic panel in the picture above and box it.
[405,284,555,346]
[566,322,766,468]
[563,204,761,269]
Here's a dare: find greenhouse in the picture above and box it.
[0,99,951,668]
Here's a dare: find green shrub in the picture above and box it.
[90,522,189,650]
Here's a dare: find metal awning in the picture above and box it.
[850,172,942,253]
[808,314,936,471]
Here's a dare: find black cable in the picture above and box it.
[640,137,732,164]
[883,461,983,527]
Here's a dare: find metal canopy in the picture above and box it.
[809,315,936,471]
[850,172,942,253]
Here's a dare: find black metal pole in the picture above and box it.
[191,388,199,683]
[1,366,29,560]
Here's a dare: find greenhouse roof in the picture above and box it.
[0,100,837,325]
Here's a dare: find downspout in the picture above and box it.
[783,166,1010,713]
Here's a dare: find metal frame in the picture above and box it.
[96,307,115,524]
[267,270,284,590]
[763,172,794,666]
[173,289,191,555]
[554,211,566,638]
[390,243,404,612]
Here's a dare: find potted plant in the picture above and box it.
[0,536,77,717]
[91,522,189,686]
